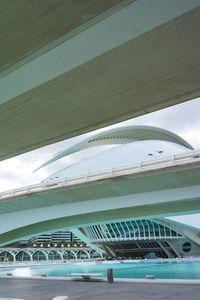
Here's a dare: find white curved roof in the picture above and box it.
[35,125,193,172]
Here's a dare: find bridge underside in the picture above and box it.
[0,198,200,246]
[0,1,200,160]
[0,160,200,246]
[0,0,128,74]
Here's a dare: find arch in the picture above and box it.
[76,250,90,260]
[35,125,193,172]
[62,250,76,260]
[32,250,47,261]
[15,251,31,262]
[48,250,62,260]
[0,250,14,262]
[1,191,199,248]
[89,250,102,259]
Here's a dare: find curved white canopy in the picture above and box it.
[35,125,193,172]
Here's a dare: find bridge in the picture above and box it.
[0,149,200,246]
[1,0,200,161]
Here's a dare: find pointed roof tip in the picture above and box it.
[32,166,40,173]
[33,159,54,173]
[34,125,194,172]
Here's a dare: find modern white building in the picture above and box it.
[84,218,200,259]
[40,125,193,182]
[35,125,200,259]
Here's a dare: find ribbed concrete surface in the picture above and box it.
[1,4,200,161]
[0,0,124,73]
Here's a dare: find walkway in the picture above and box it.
[0,278,199,300]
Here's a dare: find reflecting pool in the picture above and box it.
[1,259,200,279]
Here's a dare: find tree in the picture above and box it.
[43,240,51,248]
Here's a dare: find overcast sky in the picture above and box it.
[0,97,200,228]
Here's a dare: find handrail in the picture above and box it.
[0,149,200,200]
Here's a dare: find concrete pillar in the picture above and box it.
[107,268,114,283]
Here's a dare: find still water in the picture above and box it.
[1,259,200,279]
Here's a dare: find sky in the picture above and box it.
[0,97,200,227]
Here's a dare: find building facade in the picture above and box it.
[30,230,81,245]
[84,219,200,258]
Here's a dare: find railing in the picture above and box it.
[0,149,200,200]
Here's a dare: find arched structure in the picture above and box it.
[0,250,14,262]
[48,250,62,261]
[62,250,77,260]
[32,251,47,261]
[85,219,182,242]
[15,251,31,262]
[0,150,200,246]
[0,248,103,262]
[76,249,90,260]
[84,218,200,258]
[35,125,193,172]
[89,250,103,259]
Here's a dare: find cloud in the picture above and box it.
[0,153,48,192]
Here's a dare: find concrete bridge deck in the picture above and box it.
[0,150,200,245]
[1,0,200,161]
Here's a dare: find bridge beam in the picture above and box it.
[0,196,200,246]
[0,0,200,160]
[0,160,200,245]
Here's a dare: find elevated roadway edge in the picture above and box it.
[0,0,200,160]
[0,154,199,245]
